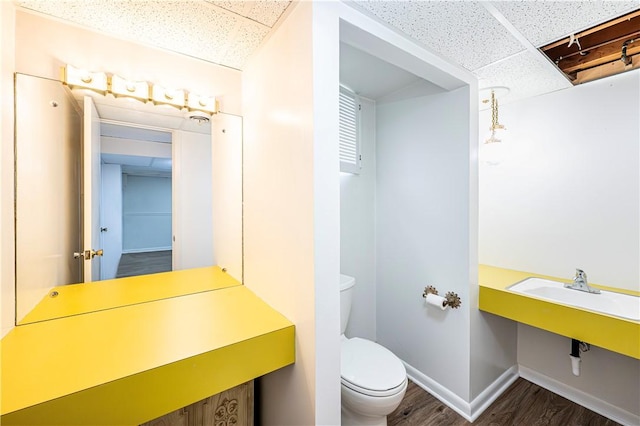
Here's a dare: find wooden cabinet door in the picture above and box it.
[140,381,253,426]
[140,408,188,426]
[202,381,254,426]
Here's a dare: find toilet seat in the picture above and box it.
[341,338,407,397]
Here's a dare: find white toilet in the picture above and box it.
[340,274,408,425]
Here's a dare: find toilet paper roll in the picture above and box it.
[425,293,447,310]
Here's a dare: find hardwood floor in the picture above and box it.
[388,378,621,426]
[116,250,172,278]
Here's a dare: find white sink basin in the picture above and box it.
[509,277,640,321]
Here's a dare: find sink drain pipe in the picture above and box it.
[570,338,590,376]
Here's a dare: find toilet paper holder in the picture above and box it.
[422,286,462,309]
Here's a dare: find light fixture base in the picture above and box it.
[479,86,510,108]
[186,110,211,125]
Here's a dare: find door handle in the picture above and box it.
[100,227,108,232]
[89,249,104,259]
[78,249,104,259]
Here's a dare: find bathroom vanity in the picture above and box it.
[1,267,295,425]
[478,265,639,359]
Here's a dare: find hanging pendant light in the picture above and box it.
[480,87,509,165]
[485,89,506,144]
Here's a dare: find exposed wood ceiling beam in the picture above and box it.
[540,9,640,84]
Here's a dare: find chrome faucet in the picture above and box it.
[564,268,600,294]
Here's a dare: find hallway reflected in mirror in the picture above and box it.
[115,250,172,279]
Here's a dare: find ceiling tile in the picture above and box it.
[220,20,271,69]
[207,0,291,27]
[354,1,525,71]
[476,51,572,105]
[18,0,243,68]
[493,1,640,47]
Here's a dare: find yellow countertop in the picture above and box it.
[2,275,295,425]
[479,265,640,359]
[19,266,240,324]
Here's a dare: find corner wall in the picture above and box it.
[242,2,341,424]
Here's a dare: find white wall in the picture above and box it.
[479,70,640,421]
[340,97,377,341]
[376,88,474,400]
[101,138,171,158]
[1,2,16,337]
[13,10,242,115]
[173,130,214,271]
[242,2,341,424]
[479,71,640,292]
[101,164,123,280]
[122,175,172,252]
[518,324,640,423]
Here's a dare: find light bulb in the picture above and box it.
[480,135,504,166]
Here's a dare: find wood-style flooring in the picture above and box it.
[115,250,172,278]
[388,378,621,426]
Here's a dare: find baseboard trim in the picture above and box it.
[403,363,519,422]
[469,365,519,421]
[403,363,638,424]
[122,247,172,254]
[519,366,640,426]
[404,363,472,420]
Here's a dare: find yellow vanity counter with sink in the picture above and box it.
[479,265,639,360]
[1,267,295,425]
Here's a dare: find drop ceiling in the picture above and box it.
[16,0,640,105]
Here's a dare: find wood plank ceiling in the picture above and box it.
[540,10,640,84]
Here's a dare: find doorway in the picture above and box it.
[100,122,174,279]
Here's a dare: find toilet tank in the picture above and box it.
[340,274,356,335]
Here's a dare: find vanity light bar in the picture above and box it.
[151,84,186,109]
[186,93,218,115]
[62,64,108,95]
[110,74,149,102]
[60,64,218,114]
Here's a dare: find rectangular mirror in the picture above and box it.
[14,73,242,324]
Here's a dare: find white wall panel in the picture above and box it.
[244,2,343,424]
[376,88,473,401]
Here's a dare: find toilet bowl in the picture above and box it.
[340,274,407,425]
